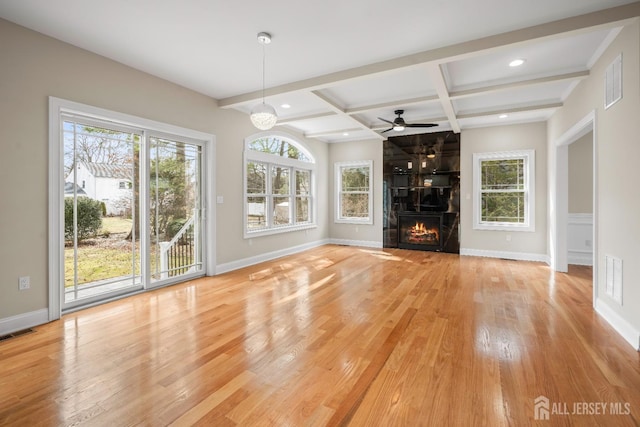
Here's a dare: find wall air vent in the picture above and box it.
[605,254,623,305]
[604,54,622,110]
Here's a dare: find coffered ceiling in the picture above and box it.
[1,0,639,143]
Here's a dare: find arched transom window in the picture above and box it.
[244,134,316,237]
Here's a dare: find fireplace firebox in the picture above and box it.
[397,213,443,251]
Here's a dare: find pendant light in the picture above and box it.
[250,32,278,130]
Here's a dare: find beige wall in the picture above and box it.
[0,18,329,321]
[460,122,548,257]
[568,132,594,214]
[328,139,383,245]
[548,21,640,340]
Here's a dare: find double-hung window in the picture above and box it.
[473,150,535,231]
[335,160,373,224]
[244,133,316,237]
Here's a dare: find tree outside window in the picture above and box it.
[473,150,535,231]
[335,160,373,224]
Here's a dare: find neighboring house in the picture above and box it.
[64,182,87,198]
[66,161,132,216]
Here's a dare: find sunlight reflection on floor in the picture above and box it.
[358,248,413,263]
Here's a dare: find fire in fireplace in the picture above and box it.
[398,213,443,251]
[405,221,439,244]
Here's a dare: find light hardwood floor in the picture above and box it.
[1,245,640,426]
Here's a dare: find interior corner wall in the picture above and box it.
[547,20,640,347]
[328,139,383,247]
[0,18,329,325]
[459,122,548,260]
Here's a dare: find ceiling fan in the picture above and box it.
[378,109,438,133]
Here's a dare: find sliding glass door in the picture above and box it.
[61,115,205,310]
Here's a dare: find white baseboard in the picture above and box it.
[327,238,383,248]
[215,239,331,274]
[595,297,640,351]
[568,250,593,266]
[460,248,549,264]
[0,309,49,336]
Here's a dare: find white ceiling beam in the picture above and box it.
[426,64,460,133]
[449,70,590,100]
[218,2,640,108]
[310,91,384,140]
[456,102,563,119]
[344,95,440,115]
[304,128,365,139]
[275,111,336,126]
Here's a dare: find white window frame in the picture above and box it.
[473,150,535,232]
[334,160,373,225]
[243,132,316,238]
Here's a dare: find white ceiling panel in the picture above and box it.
[321,66,437,109]
[444,27,618,91]
[458,108,558,129]
[283,114,362,135]
[323,129,381,143]
[453,80,575,115]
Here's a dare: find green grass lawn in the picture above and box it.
[65,216,194,288]
[100,216,133,234]
[65,245,141,287]
[66,216,141,287]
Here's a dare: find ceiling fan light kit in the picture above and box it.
[250,31,278,130]
[378,109,437,134]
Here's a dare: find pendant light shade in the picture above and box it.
[250,32,277,130]
[250,102,278,130]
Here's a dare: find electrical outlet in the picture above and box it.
[506,234,511,242]
[19,276,30,290]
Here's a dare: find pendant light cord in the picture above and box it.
[262,42,266,105]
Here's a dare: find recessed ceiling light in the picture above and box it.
[343,132,349,136]
[499,114,508,119]
[509,59,525,67]
[281,103,291,109]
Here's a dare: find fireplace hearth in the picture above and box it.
[398,213,443,251]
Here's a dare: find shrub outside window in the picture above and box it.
[244,134,316,237]
[473,150,535,231]
[335,160,373,224]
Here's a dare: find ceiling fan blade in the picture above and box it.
[381,127,394,133]
[378,117,394,125]
[405,123,438,128]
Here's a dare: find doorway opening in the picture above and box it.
[552,110,597,306]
